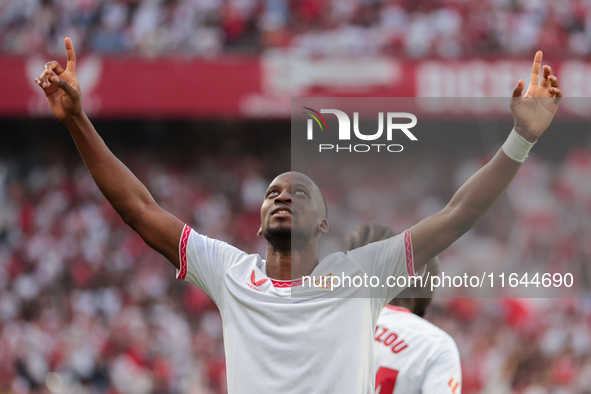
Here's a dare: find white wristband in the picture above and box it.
[502,129,535,163]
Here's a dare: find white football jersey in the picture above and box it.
[374,306,462,394]
[176,225,418,394]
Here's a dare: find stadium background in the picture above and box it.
[1,0,591,393]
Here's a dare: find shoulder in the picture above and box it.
[346,232,407,257]
[186,227,249,256]
[381,308,458,350]
[415,315,459,355]
[180,225,257,280]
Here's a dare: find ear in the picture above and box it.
[257,227,263,236]
[318,218,329,234]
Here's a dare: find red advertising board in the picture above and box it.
[1,53,589,119]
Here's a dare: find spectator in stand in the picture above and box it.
[1,125,591,392]
[1,0,591,58]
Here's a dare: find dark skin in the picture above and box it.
[36,39,562,280]
[257,172,328,280]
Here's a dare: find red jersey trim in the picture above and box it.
[177,224,191,280]
[404,228,415,277]
[385,305,412,314]
[270,278,303,288]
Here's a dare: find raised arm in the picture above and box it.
[35,38,184,269]
[411,51,562,271]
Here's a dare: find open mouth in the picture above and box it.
[271,207,292,217]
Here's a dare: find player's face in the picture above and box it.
[258,172,326,242]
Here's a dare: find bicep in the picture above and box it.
[411,206,467,272]
[127,203,185,270]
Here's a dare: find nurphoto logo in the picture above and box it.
[303,107,418,153]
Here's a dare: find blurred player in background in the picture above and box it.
[34,37,559,393]
[347,223,462,394]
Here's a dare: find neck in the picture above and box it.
[265,244,320,280]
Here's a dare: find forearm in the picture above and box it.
[412,52,560,270]
[446,148,521,231]
[413,135,532,269]
[35,40,185,269]
[64,113,157,223]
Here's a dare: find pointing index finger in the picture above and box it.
[530,51,543,86]
[65,37,77,73]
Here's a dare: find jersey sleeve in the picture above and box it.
[346,228,419,303]
[420,337,462,394]
[176,224,247,306]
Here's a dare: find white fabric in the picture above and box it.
[374,306,462,394]
[502,128,535,163]
[177,225,416,394]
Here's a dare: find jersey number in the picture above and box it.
[375,367,399,394]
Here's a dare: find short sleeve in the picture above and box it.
[346,228,419,303]
[176,224,247,305]
[421,338,462,394]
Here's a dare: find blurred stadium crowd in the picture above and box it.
[1,125,591,393]
[2,0,591,58]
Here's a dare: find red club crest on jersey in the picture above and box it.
[247,270,268,291]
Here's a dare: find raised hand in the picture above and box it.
[510,51,562,143]
[34,37,82,123]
